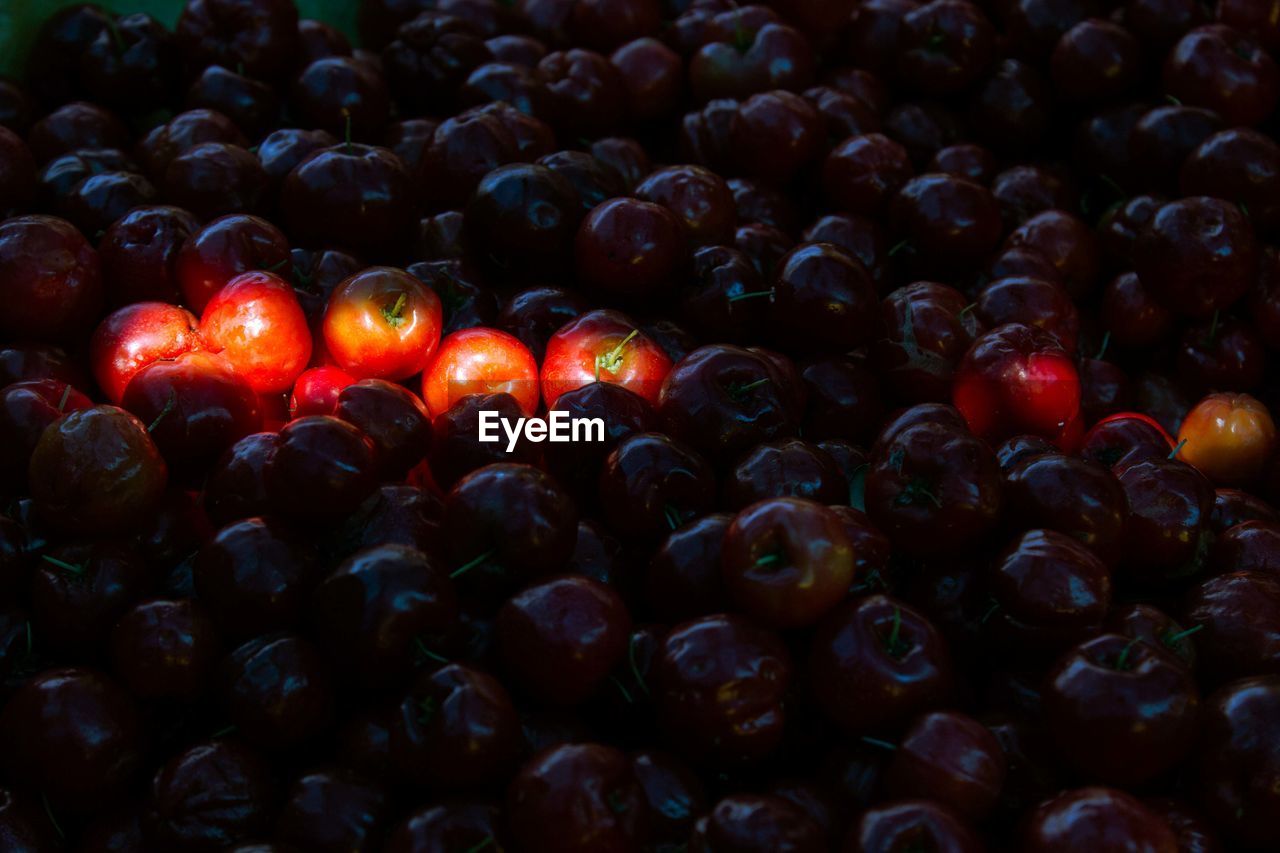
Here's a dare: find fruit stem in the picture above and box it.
[729,377,770,400]
[629,634,650,696]
[41,555,84,576]
[610,675,634,704]
[382,292,409,328]
[1095,331,1111,361]
[727,289,774,303]
[1164,624,1204,646]
[596,329,639,380]
[754,552,782,568]
[888,239,912,257]
[462,838,496,853]
[884,607,909,659]
[1113,637,1140,671]
[342,108,354,154]
[662,503,684,530]
[1168,438,1187,460]
[211,724,238,738]
[41,795,63,840]
[451,549,495,578]
[861,736,898,751]
[56,384,71,413]
[148,389,178,433]
[980,598,1000,624]
[413,637,450,665]
[105,16,127,55]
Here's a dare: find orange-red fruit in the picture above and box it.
[1177,392,1277,485]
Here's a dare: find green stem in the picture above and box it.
[595,329,639,380]
[41,555,84,575]
[1168,438,1187,460]
[727,289,774,303]
[56,383,71,412]
[451,549,495,578]
[148,389,178,433]
[1164,624,1204,646]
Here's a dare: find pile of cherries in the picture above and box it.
[2,0,1280,849]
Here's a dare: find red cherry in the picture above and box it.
[321,267,443,381]
[953,323,1081,447]
[175,213,291,315]
[540,309,673,409]
[422,327,540,418]
[200,270,312,394]
[289,366,357,419]
[90,301,203,404]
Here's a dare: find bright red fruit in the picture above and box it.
[289,366,357,419]
[90,301,203,404]
[422,327,540,418]
[321,267,443,381]
[953,323,1081,447]
[199,270,312,394]
[540,309,673,409]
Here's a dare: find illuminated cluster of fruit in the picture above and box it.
[1,0,1280,850]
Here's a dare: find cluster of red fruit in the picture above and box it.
[1,0,1280,850]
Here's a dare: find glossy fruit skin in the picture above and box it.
[422,327,541,418]
[506,743,645,853]
[98,205,202,307]
[388,662,519,789]
[428,392,541,488]
[1081,412,1176,471]
[1196,676,1280,848]
[0,378,92,487]
[111,598,221,702]
[122,351,263,475]
[873,281,983,404]
[658,344,801,465]
[466,162,582,274]
[265,415,377,521]
[575,196,688,302]
[884,711,1005,820]
[382,800,501,853]
[720,497,854,628]
[691,793,825,853]
[1020,787,1178,852]
[1004,452,1128,563]
[334,379,432,480]
[598,431,716,541]
[194,516,317,641]
[322,266,443,381]
[91,301,203,406]
[289,365,356,419]
[1043,633,1200,785]
[889,173,1003,275]
[541,308,673,408]
[985,529,1111,658]
[1118,459,1215,584]
[654,614,790,765]
[1163,24,1278,127]
[443,463,578,601]
[34,541,148,658]
[865,421,1002,558]
[976,276,1078,353]
[724,438,847,508]
[145,739,275,851]
[275,768,388,853]
[28,405,168,536]
[202,432,279,526]
[176,214,291,315]
[222,632,334,749]
[954,323,1081,448]
[1133,196,1257,319]
[771,242,880,353]
[1176,393,1276,486]
[1185,570,1280,683]
[646,513,732,623]
[198,270,311,395]
[846,799,983,853]
[810,594,955,733]
[0,215,103,344]
[0,668,142,808]
[496,575,631,705]
[281,143,416,254]
[823,133,914,217]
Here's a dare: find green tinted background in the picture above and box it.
[0,0,361,76]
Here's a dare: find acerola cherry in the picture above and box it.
[175,213,291,314]
[721,497,854,628]
[884,711,1007,820]
[322,267,443,381]
[0,215,103,345]
[1176,393,1277,486]
[541,309,672,409]
[334,379,433,481]
[200,270,311,394]
[422,327,540,418]
[1081,412,1176,471]
[265,415,378,521]
[121,351,263,475]
[28,405,168,536]
[953,323,1081,448]
[289,366,356,418]
[0,379,92,488]
[90,301,203,405]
